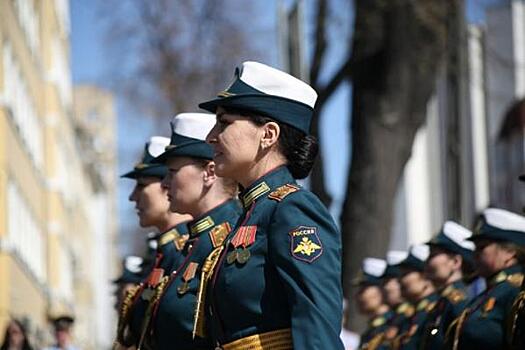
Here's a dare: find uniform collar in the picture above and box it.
[187,199,241,237]
[240,166,295,209]
[395,302,411,314]
[369,309,393,328]
[415,292,439,311]
[157,223,190,252]
[440,279,466,297]
[487,264,524,288]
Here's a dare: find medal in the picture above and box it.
[177,262,199,295]
[228,226,257,265]
[177,282,190,295]
[226,250,238,264]
[236,248,251,264]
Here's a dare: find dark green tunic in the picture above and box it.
[418,280,471,350]
[358,310,395,350]
[393,292,439,350]
[150,200,242,350]
[445,264,524,350]
[126,223,190,346]
[208,166,344,349]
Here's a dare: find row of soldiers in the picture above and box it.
[111,61,345,349]
[355,206,525,350]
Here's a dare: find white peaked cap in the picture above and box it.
[442,221,475,251]
[239,61,318,108]
[363,258,387,277]
[386,250,408,265]
[125,256,143,274]
[148,136,170,157]
[484,208,525,232]
[172,113,216,140]
[410,244,430,262]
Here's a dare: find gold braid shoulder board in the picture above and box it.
[136,275,170,350]
[193,245,225,338]
[508,290,525,347]
[114,284,141,349]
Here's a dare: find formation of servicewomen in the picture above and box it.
[113,61,344,350]
[111,59,525,350]
[355,209,525,350]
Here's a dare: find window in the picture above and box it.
[13,0,40,58]
[7,181,45,283]
[3,41,44,169]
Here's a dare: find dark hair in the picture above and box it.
[1,319,33,350]
[222,107,318,179]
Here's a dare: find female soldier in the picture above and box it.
[115,136,192,349]
[392,244,438,350]
[446,208,525,350]
[381,251,414,343]
[354,258,393,350]
[201,61,344,349]
[419,221,474,349]
[136,113,242,350]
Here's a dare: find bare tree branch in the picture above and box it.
[310,0,328,87]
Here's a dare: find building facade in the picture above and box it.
[390,0,525,249]
[0,1,117,349]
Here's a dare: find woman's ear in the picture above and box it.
[203,161,217,186]
[452,254,463,270]
[260,122,280,150]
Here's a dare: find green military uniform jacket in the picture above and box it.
[509,277,525,349]
[118,223,189,347]
[445,264,524,350]
[418,279,471,350]
[393,292,439,350]
[148,200,242,350]
[208,166,344,349]
[378,302,414,348]
[359,310,395,350]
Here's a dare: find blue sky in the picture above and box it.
[70,0,491,255]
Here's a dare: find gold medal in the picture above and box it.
[236,248,251,264]
[141,288,154,301]
[226,250,238,264]
[177,281,190,295]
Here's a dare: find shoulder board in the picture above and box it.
[417,299,429,311]
[507,273,524,287]
[397,303,415,317]
[446,289,467,305]
[268,184,300,202]
[171,232,189,251]
[160,229,188,251]
[209,222,232,248]
[426,301,437,313]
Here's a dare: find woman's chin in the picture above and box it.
[215,162,230,178]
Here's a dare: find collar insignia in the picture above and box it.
[190,216,215,236]
[242,182,270,208]
[371,316,386,328]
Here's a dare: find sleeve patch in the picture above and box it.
[289,226,323,263]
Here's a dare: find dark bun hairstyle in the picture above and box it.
[222,107,318,179]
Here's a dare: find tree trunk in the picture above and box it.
[342,0,460,330]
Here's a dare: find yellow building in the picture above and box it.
[0,1,117,348]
